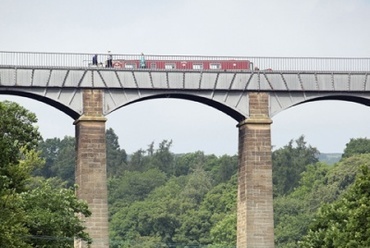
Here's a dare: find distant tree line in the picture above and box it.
[36,131,370,247]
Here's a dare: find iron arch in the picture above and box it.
[0,90,80,120]
[270,93,370,117]
[302,94,370,107]
[110,93,246,122]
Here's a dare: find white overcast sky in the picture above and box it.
[1,0,370,156]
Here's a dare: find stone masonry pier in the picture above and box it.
[74,89,109,248]
[237,93,274,247]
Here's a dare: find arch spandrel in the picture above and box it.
[0,88,82,120]
[103,90,248,122]
[270,92,370,117]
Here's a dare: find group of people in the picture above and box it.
[92,52,112,68]
[91,52,146,68]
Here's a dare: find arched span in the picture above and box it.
[0,90,80,120]
[297,94,370,107]
[114,93,245,122]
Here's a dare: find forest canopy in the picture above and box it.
[36,129,370,247]
[2,100,370,247]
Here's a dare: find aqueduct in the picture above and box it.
[1,51,370,247]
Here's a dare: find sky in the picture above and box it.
[1,0,370,156]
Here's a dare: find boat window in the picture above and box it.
[165,63,176,69]
[125,63,136,69]
[210,63,221,69]
[193,64,203,70]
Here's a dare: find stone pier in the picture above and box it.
[74,89,109,248]
[237,92,274,247]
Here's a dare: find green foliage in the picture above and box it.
[174,151,238,184]
[9,99,370,247]
[22,178,92,247]
[300,165,370,247]
[127,140,175,175]
[0,100,91,247]
[110,177,185,246]
[180,166,213,205]
[342,137,370,159]
[36,128,128,185]
[109,150,238,247]
[206,176,237,246]
[0,101,41,165]
[274,153,370,247]
[0,175,29,247]
[106,128,127,177]
[274,160,327,247]
[36,137,75,186]
[272,135,319,196]
[174,151,209,177]
[207,155,238,184]
[108,168,167,216]
[35,138,62,178]
[152,140,175,175]
[0,101,43,248]
[210,213,236,246]
[0,149,92,247]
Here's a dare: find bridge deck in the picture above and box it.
[1,51,370,120]
[0,66,368,93]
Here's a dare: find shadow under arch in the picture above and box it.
[114,93,246,122]
[294,94,370,109]
[0,90,80,120]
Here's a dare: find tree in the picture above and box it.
[272,135,319,196]
[209,213,236,247]
[34,138,61,178]
[0,101,41,191]
[128,149,146,171]
[126,140,175,174]
[0,101,41,163]
[36,137,76,186]
[274,153,370,247]
[174,151,207,177]
[174,175,237,246]
[106,128,127,177]
[203,175,237,246]
[300,165,370,247]
[51,137,75,186]
[342,137,370,159]
[110,177,185,247]
[109,143,240,247]
[0,149,41,248]
[22,178,92,247]
[209,155,238,184]
[108,168,167,216]
[151,140,175,175]
[180,166,213,205]
[0,101,42,247]
[0,148,92,247]
[0,100,91,247]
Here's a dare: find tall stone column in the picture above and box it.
[74,89,109,248]
[237,92,274,247]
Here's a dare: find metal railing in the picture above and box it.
[0,51,370,72]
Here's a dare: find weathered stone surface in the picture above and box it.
[74,89,109,248]
[237,92,274,248]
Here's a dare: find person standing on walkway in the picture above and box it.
[92,54,98,66]
[106,51,113,68]
[140,53,146,68]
